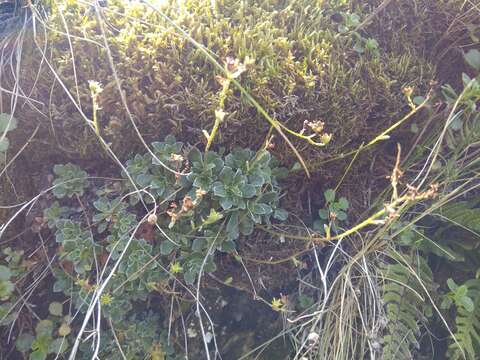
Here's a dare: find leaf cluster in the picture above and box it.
[34,137,287,358]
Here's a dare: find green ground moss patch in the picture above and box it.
[7,0,435,166]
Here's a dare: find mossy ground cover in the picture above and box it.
[6,0,434,159]
[1,0,479,359]
[1,0,438,225]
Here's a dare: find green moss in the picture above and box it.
[9,0,434,167]
[363,0,479,85]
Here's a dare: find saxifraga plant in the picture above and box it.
[24,135,288,358]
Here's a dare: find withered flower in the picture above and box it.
[182,196,194,212]
[147,213,157,225]
[306,120,325,134]
[329,211,337,221]
[195,188,207,199]
[402,86,413,98]
[170,153,184,162]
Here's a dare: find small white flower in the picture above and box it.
[307,332,319,344]
[187,327,197,338]
[88,80,103,95]
[204,332,213,343]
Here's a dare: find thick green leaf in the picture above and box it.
[413,96,425,106]
[0,280,14,300]
[203,208,223,226]
[447,278,458,291]
[0,137,9,152]
[459,296,474,312]
[204,152,224,170]
[48,302,63,317]
[456,285,468,297]
[464,49,480,71]
[188,147,202,165]
[220,240,236,252]
[160,241,177,255]
[313,219,325,232]
[251,203,272,215]
[324,189,335,203]
[259,192,277,203]
[192,239,206,252]
[337,197,349,210]
[0,265,11,281]
[273,209,288,221]
[219,197,233,210]
[239,217,254,236]
[16,333,34,353]
[213,183,227,198]
[248,210,262,224]
[336,210,347,221]
[93,199,109,212]
[30,349,47,360]
[219,166,234,184]
[240,183,256,198]
[226,213,239,240]
[136,173,152,187]
[35,320,54,337]
[48,337,68,354]
[249,174,265,187]
[58,323,71,337]
[440,296,453,310]
[184,270,196,285]
[254,150,271,166]
[318,209,329,220]
[0,114,17,132]
[204,257,217,273]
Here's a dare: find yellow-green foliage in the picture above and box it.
[364,0,479,85]
[10,0,434,164]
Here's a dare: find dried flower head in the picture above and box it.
[167,209,178,228]
[147,213,157,225]
[195,188,207,199]
[402,86,413,98]
[329,211,337,221]
[170,153,184,162]
[225,56,239,72]
[224,56,247,79]
[182,196,194,212]
[406,183,439,200]
[306,120,325,134]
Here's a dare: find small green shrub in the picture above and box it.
[313,188,349,234]
[52,164,89,199]
[34,136,287,357]
[0,137,289,358]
